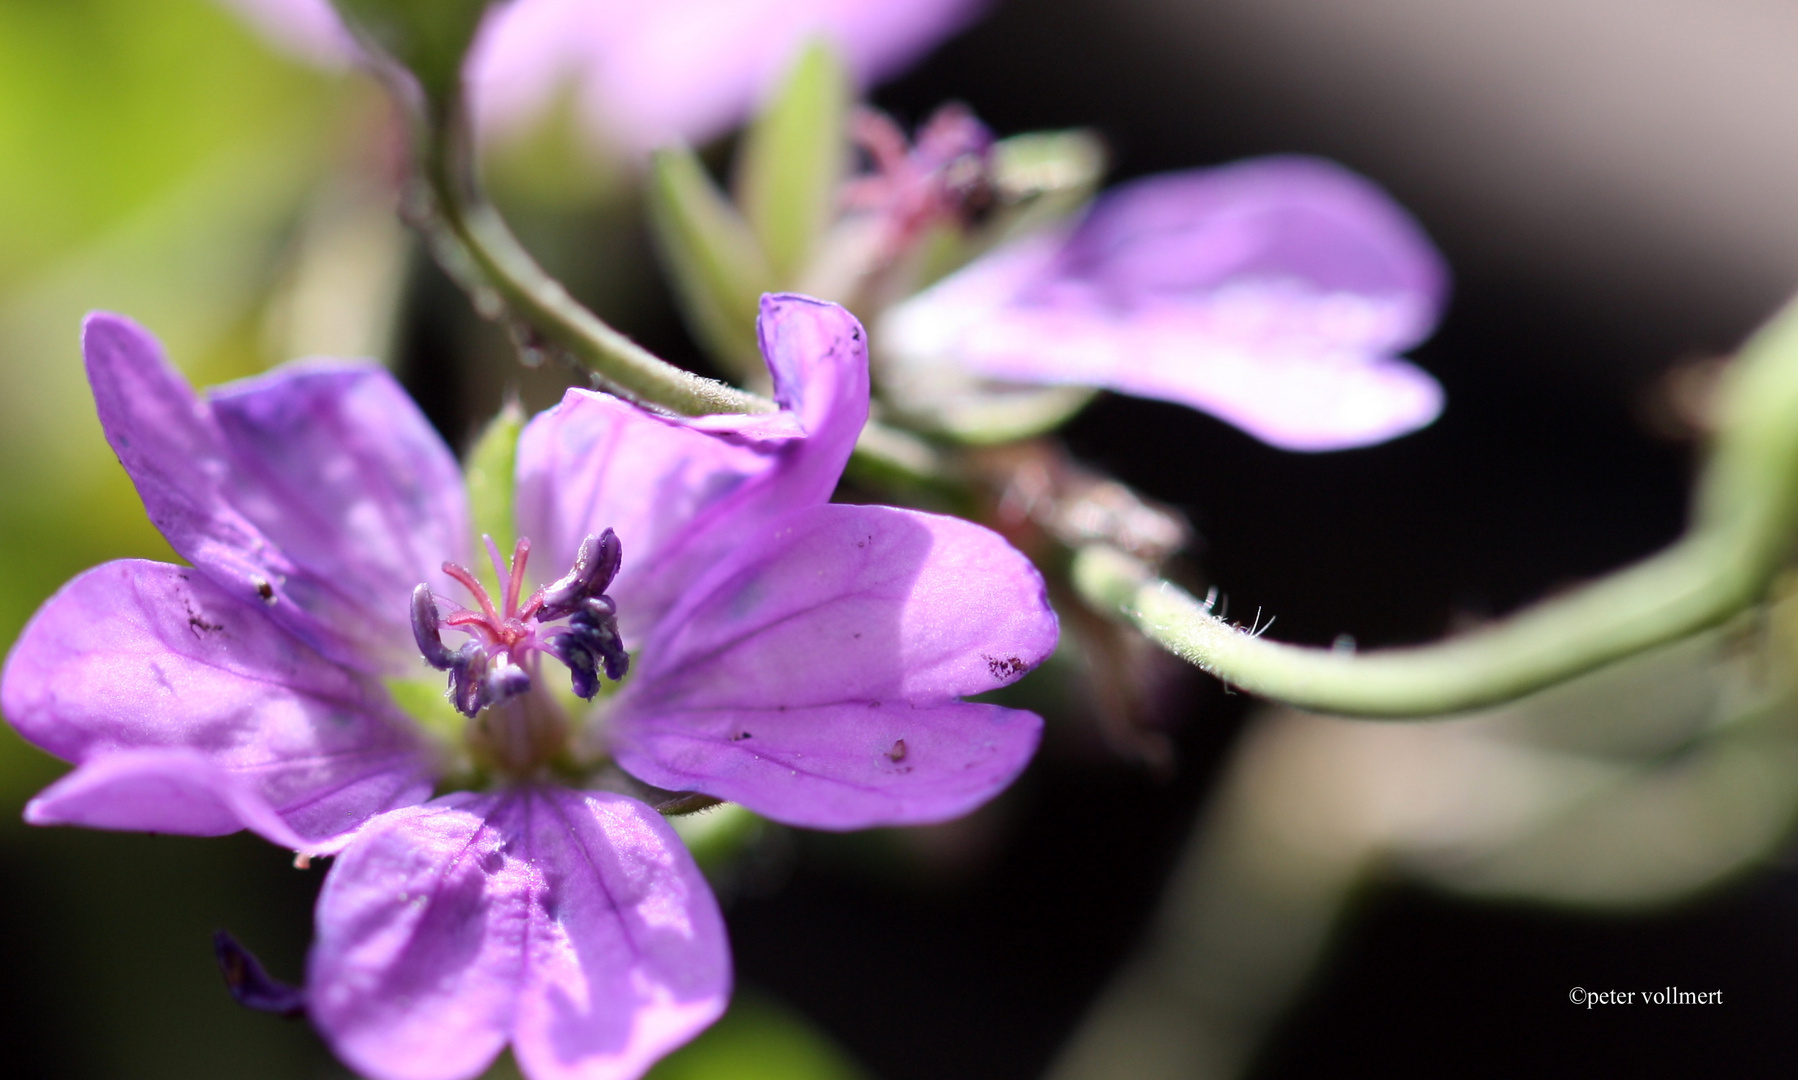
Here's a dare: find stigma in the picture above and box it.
[410,530,629,720]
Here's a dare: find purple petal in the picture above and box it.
[210,361,473,666]
[881,156,1450,451]
[2,560,433,853]
[309,789,729,1080]
[217,0,356,65]
[468,0,987,152]
[27,749,316,851]
[516,295,867,642]
[611,503,1054,829]
[83,313,468,672]
[222,0,982,153]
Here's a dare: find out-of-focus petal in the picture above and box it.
[219,0,983,152]
[468,0,986,152]
[83,313,467,672]
[611,502,1053,829]
[2,560,432,852]
[880,156,1450,451]
[309,789,728,1080]
[219,0,356,65]
[515,294,866,641]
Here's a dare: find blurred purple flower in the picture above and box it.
[881,156,1451,451]
[223,0,986,152]
[2,294,1054,1080]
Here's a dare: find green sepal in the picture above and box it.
[990,129,1108,217]
[647,145,777,383]
[384,676,469,754]
[916,128,1109,290]
[733,39,851,283]
[328,0,492,111]
[463,397,524,596]
[669,802,765,869]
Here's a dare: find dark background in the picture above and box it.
[5,0,1798,1077]
[740,1,1798,1077]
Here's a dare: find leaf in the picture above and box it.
[915,128,1109,289]
[647,145,776,382]
[733,39,851,283]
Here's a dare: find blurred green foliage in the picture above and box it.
[0,0,349,792]
[648,993,870,1080]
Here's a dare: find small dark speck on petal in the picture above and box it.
[254,577,276,603]
[732,730,753,741]
[983,653,1028,681]
[886,739,907,762]
[851,329,862,341]
[184,599,223,637]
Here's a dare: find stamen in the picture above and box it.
[483,535,509,598]
[409,530,630,722]
[505,537,531,618]
[410,584,461,669]
[441,561,499,624]
[536,531,622,621]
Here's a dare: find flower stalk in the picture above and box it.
[1073,296,1798,717]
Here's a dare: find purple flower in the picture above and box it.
[2,294,1055,1079]
[880,156,1451,451]
[222,0,987,152]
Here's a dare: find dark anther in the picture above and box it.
[537,532,629,699]
[542,596,628,699]
[481,655,532,707]
[213,930,306,1018]
[537,530,622,622]
[411,584,460,670]
[410,530,629,716]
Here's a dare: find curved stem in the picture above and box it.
[419,118,769,416]
[1074,298,1798,717]
[413,107,954,491]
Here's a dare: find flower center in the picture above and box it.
[410,530,628,773]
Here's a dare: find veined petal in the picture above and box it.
[210,362,472,666]
[27,748,318,852]
[82,313,467,672]
[515,294,867,641]
[1,560,432,853]
[880,156,1450,451]
[309,790,729,1080]
[611,503,1054,829]
[615,701,1038,830]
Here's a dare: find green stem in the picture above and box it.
[414,106,952,490]
[420,119,768,416]
[1074,298,1798,717]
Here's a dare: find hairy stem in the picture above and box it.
[1073,298,1798,717]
